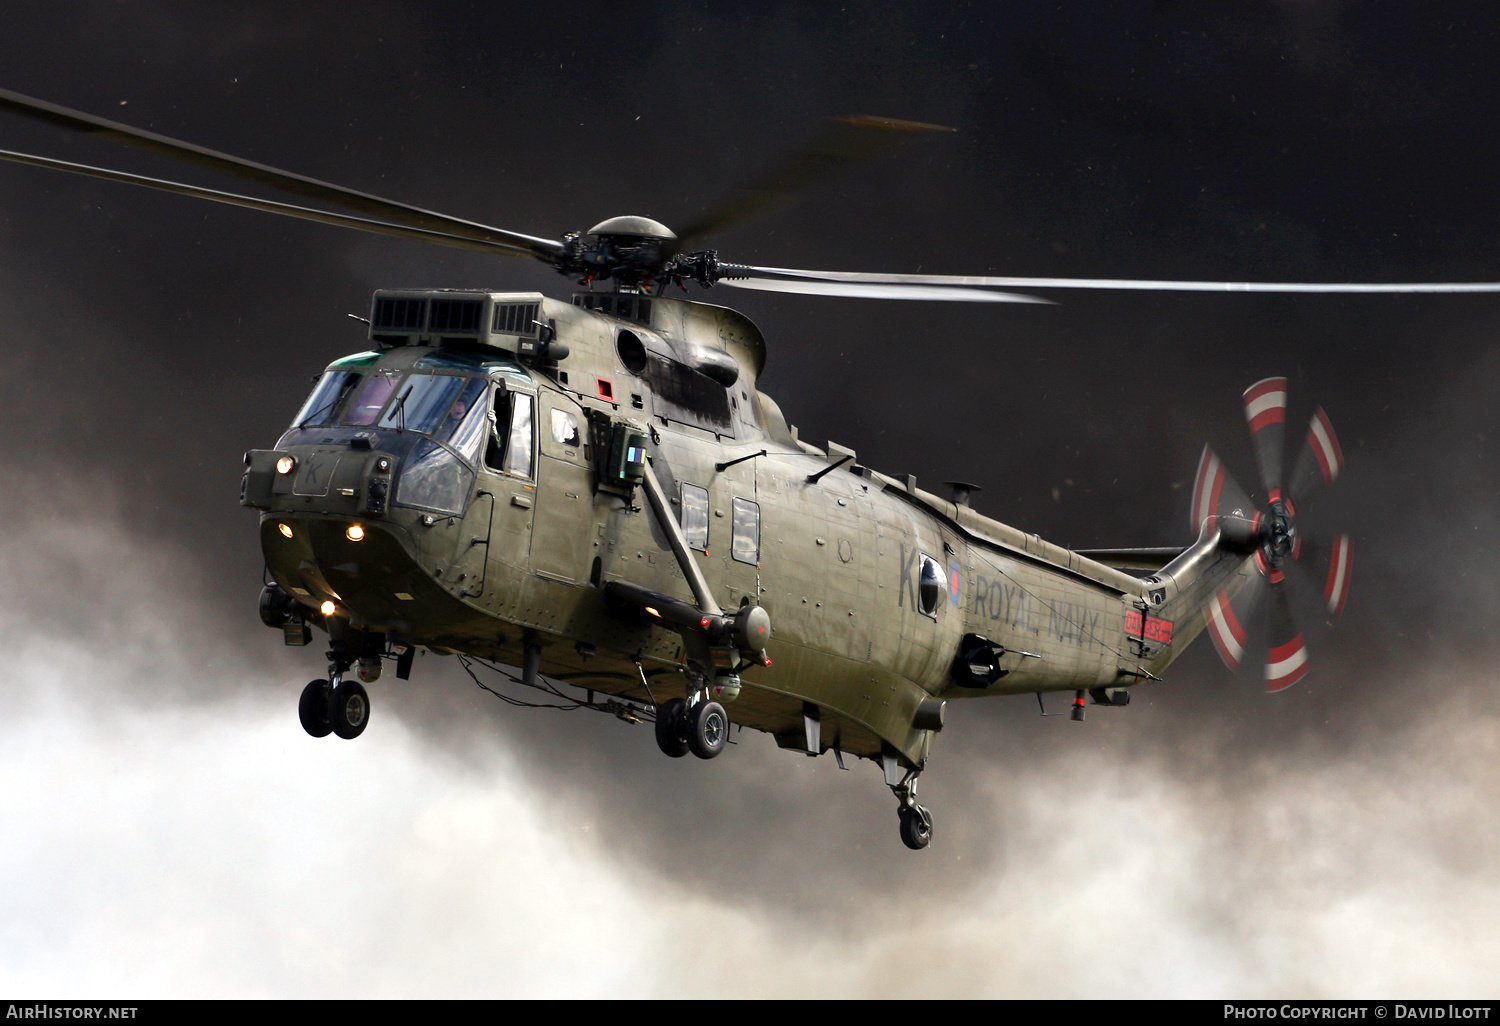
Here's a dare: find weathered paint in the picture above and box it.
[250,293,1251,770]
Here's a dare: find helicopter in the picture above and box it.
[0,88,1491,850]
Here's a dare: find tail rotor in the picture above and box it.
[1191,380,1352,691]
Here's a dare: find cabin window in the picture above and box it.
[731,497,760,565]
[617,330,648,374]
[550,408,581,447]
[917,554,943,618]
[681,484,709,552]
[291,370,360,428]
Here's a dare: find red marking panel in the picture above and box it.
[1243,376,1288,435]
[596,377,615,401]
[1323,534,1352,614]
[1306,406,1344,483]
[1124,610,1175,645]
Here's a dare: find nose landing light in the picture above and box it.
[346,524,366,541]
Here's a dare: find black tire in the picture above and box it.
[654,697,690,758]
[298,679,332,738]
[687,700,728,760]
[329,680,370,740]
[899,806,933,850]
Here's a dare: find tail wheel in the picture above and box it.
[329,680,370,739]
[298,679,332,738]
[1192,378,1352,691]
[899,806,933,850]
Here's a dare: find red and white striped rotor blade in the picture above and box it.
[1295,532,1353,616]
[1204,577,1261,673]
[1288,406,1345,503]
[1243,377,1289,503]
[1263,583,1309,692]
[1189,445,1254,535]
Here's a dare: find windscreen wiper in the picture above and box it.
[390,385,411,433]
[298,390,347,429]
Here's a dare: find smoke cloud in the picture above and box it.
[0,470,1497,997]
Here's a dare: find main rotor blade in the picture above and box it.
[738,264,1500,294]
[0,149,530,257]
[719,276,1049,303]
[0,87,562,260]
[675,116,955,246]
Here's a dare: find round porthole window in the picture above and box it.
[918,554,944,617]
[616,330,647,374]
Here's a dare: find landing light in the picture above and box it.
[645,606,660,618]
[277,523,294,539]
[275,456,295,475]
[345,524,366,542]
[320,600,337,617]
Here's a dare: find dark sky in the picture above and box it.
[0,1,1497,996]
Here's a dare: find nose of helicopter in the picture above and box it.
[260,515,484,634]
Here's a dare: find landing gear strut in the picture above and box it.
[888,761,934,850]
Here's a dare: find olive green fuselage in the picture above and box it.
[249,291,1246,768]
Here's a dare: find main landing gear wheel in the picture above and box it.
[687,700,728,760]
[329,680,370,740]
[654,697,690,758]
[298,679,331,738]
[899,806,934,850]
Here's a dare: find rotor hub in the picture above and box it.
[1265,502,1297,561]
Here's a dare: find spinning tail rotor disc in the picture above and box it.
[1192,381,1353,691]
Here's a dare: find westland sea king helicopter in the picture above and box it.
[1,90,1488,848]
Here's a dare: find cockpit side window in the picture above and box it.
[445,382,491,465]
[484,389,536,479]
[504,393,535,478]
